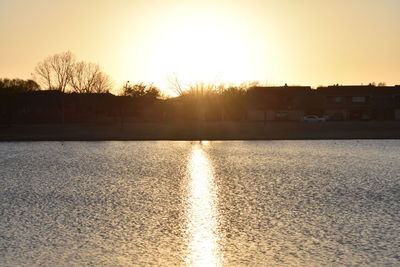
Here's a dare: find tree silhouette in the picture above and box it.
[34,51,113,93]
[0,78,40,94]
[167,73,185,96]
[69,61,112,93]
[122,82,161,99]
[34,51,75,92]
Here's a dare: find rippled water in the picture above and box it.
[1,141,399,266]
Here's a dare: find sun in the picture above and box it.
[145,9,260,92]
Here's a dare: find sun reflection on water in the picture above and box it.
[186,144,222,267]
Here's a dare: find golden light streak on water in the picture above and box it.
[185,144,222,267]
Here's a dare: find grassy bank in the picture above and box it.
[1,121,400,141]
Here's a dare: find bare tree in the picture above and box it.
[91,71,112,93]
[34,51,75,92]
[69,61,112,93]
[167,72,185,96]
[34,60,53,90]
[185,81,219,97]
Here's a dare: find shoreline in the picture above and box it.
[1,121,400,141]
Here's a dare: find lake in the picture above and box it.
[1,141,399,266]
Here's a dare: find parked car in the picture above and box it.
[302,115,326,122]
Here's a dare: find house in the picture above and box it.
[316,85,375,120]
[246,86,312,121]
[245,84,400,122]
[317,85,400,120]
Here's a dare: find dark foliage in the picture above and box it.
[121,82,161,99]
[0,78,40,94]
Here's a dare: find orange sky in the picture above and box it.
[1,0,399,94]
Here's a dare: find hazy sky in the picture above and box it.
[1,0,399,93]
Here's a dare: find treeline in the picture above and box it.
[0,50,257,123]
[0,79,255,124]
[1,51,257,98]
[165,82,252,121]
[0,78,40,94]
[1,51,166,98]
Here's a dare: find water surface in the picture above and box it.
[1,141,399,266]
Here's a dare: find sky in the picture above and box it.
[0,0,399,94]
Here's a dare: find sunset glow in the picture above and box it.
[143,8,263,90]
[1,0,399,94]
